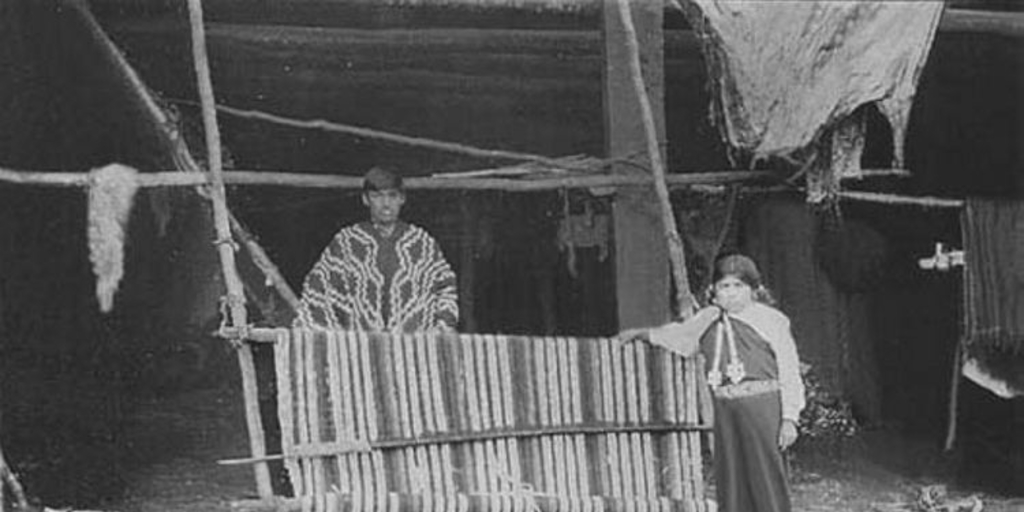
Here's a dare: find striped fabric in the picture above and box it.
[962,199,1024,351]
[273,329,709,512]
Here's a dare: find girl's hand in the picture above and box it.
[778,419,799,451]
[616,328,650,345]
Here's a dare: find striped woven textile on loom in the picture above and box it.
[273,329,710,512]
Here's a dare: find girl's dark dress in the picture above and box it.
[651,303,805,512]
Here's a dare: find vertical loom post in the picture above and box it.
[185,0,273,497]
[612,0,696,317]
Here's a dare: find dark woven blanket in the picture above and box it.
[962,199,1024,351]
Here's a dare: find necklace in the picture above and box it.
[708,313,747,387]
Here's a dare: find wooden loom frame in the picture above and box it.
[232,328,714,512]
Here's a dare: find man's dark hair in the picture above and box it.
[362,167,404,193]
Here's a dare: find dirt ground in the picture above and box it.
[92,382,1022,512]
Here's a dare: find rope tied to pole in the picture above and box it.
[213,234,240,252]
[218,294,250,348]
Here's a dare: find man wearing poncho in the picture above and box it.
[296,167,458,333]
[622,255,805,512]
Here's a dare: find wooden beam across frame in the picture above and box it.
[0,166,779,190]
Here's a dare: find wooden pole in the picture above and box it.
[0,165,967,207]
[186,0,272,497]
[230,215,301,311]
[0,165,778,190]
[218,419,712,466]
[182,101,595,171]
[71,0,302,318]
[944,340,963,452]
[614,0,696,317]
[837,190,964,208]
[0,440,28,511]
[941,8,1024,38]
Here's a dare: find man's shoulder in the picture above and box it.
[323,223,376,251]
[335,222,372,238]
[398,223,440,243]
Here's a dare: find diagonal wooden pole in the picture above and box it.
[0,438,29,511]
[70,0,300,315]
[186,0,273,497]
[614,0,696,317]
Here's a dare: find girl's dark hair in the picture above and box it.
[710,253,777,306]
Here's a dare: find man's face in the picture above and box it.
[363,188,405,226]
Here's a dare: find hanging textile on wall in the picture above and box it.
[683,1,943,200]
[557,196,610,278]
[962,199,1024,351]
[960,198,1024,398]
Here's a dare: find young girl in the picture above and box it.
[620,254,805,512]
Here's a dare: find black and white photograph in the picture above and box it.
[0,0,1020,510]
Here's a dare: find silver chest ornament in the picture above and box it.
[708,313,746,388]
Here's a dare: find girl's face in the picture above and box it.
[712,275,753,313]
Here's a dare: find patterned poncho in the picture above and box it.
[296,222,458,333]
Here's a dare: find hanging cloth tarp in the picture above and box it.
[960,199,1024,398]
[685,1,943,179]
[963,199,1024,351]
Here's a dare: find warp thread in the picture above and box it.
[87,163,140,312]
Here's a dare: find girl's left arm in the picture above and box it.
[772,315,806,424]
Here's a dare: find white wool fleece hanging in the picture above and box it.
[87,163,140,312]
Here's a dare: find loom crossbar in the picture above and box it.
[268,329,708,512]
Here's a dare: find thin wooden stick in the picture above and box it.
[219,169,770,190]
[186,0,272,497]
[0,441,28,510]
[0,166,91,186]
[72,0,303,318]
[945,340,964,452]
[842,168,912,180]
[615,0,696,317]
[229,215,301,310]
[838,190,964,208]
[0,163,905,192]
[195,101,594,171]
[0,165,779,191]
[69,0,171,149]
